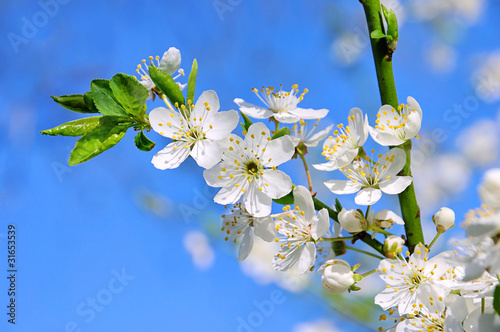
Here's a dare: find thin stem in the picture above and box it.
[361,268,377,277]
[299,153,314,194]
[427,233,441,250]
[360,0,424,253]
[319,236,355,242]
[345,245,385,260]
[365,205,371,218]
[160,94,175,111]
[481,297,485,314]
[371,226,393,236]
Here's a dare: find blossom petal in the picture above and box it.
[273,112,300,123]
[151,141,190,170]
[374,209,404,225]
[355,188,382,205]
[193,90,220,120]
[292,185,316,220]
[261,135,294,167]
[234,98,273,119]
[158,47,181,75]
[311,208,330,239]
[253,216,276,242]
[304,124,333,147]
[245,122,271,157]
[237,228,253,262]
[380,176,412,195]
[289,107,329,120]
[349,107,368,145]
[205,110,239,140]
[378,148,407,178]
[259,169,292,199]
[369,126,404,146]
[404,106,422,140]
[204,163,237,187]
[324,180,362,194]
[214,180,246,206]
[149,107,183,138]
[243,183,272,217]
[297,242,316,274]
[190,139,223,169]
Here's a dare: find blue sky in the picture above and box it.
[1,0,500,331]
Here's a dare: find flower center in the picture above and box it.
[251,84,308,113]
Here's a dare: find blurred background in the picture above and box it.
[1,0,500,331]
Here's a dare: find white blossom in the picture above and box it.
[369,97,423,147]
[433,207,456,233]
[291,119,333,149]
[324,148,412,205]
[150,90,239,169]
[135,47,186,94]
[203,122,294,217]
[314,107,369,171]
[234,84,329,124]
[221,202,276,262]
[478,168,500,210]
[375,243,458,315]
[273,186,330,274]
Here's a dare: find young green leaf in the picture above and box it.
[90,79,129,117]
[51,94,98,113]
[272,191,294,205]
[370,30,387,40]
[109,73,148,116]
[494,284,500,315]
[240,112,253,132]
[148,66,185,106]
[134,131,156,152]
[40,116,102,137]
[83,91,99,113]
[68,116,129,165]
[271,127,291,140]
[187,58,198,104]
[382,5,399,42]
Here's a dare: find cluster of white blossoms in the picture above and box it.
[375,169,500,331]
[142,48,500,330]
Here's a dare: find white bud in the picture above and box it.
[383,235,405,258]
[318,259,354,294]
[478,168,500,210]
[338,208,367,233]
[433,207,455,233]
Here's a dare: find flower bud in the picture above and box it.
[383,235,405,258]
[318,259,355,294]
[478,168,500,210]
[338,208,368,233]
[433,207,455,233]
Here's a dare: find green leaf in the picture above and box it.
[370,30,386,40]
[83,91,99,113]
[271,127,291,140]
[240,112,253,132]
[40,116,102,137]
[273,191,294,205]
[68,116,129,165]
[187,58,198,104]
[109,73,148,116]
[90,79,129,117]
[51,94,98,114]
[382,5,399,41]
[134,131,156,152]
[494,284,500,315]
[148,66,185,107]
